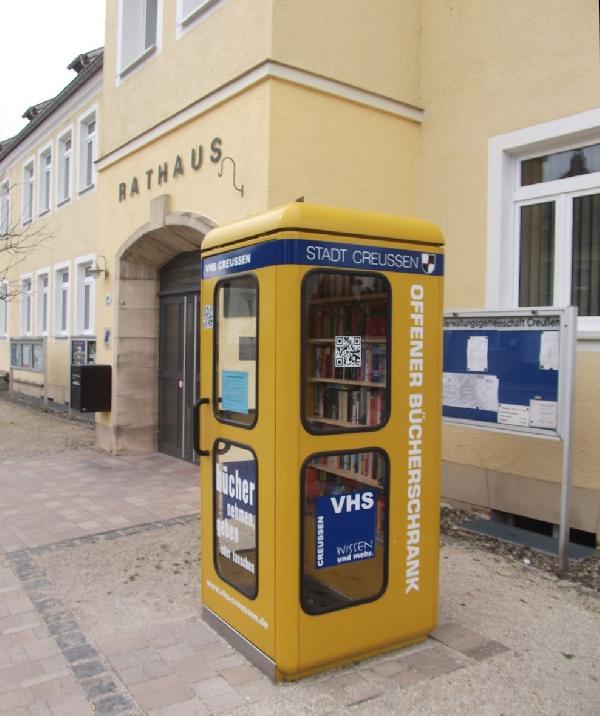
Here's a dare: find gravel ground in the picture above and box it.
[0,394,94,458]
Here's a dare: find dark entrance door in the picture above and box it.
[158,252,201,461]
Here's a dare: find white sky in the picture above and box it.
[0,1,106,140]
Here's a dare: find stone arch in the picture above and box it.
[97,195,215,455]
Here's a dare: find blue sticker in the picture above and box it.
[222,370,249,414]
[315,490,376,569]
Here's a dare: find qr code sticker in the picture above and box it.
[335,336,362,368]
[202,304,214,329]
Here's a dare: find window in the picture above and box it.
[213,441,258,599]
[20,276,32,336]
[177,0,216,32]
[54,264,70,336]
[0,282,8,338]
[301,449,388,614]
[214,275,258,428]
[76,258,95,334]
[38,147,52,214]
[78,110,97,192]
[302,271,390,433]
[0,180,9,236]
[119,0,160,74]
[22,160,34,223]
[488,110,600,335]
[36,271,49,335]
[57,130,72,204]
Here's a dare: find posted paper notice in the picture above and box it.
[529,399,558,429]
[467,336,488,372]
[539,331,559,370]
[498,403,529,427]
[443,373,499,412]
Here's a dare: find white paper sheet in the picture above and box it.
[467,336,488,372]
[497,403,529,427]
[539,331,559,370]
[443,373,499,412]
[529,399,558,429]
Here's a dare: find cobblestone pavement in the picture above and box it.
[0,413,598,713]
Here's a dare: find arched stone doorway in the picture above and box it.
[97,195,215,457]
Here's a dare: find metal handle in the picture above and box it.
[193,397,210,456]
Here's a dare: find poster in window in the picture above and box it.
[71,340,86,365]
[87,341,97,365]
[21,343,32,369]
[33,343,43,371]
[11,343,21,368]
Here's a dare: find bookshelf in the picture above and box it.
[304,272,389,431]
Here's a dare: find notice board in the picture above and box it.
[442,309,572,438]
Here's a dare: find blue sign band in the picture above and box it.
[202,238,443,279]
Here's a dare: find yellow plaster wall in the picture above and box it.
[267,80,420,213]
[418,0,600,491]
[271,0,420,106]
[0,95,101,401]
[101,0,273,155]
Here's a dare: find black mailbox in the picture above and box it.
[71,365,111,413]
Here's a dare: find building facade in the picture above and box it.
[0,0,599,541]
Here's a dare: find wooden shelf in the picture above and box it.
[307,462,380,489]
[310,292,387,306]
[307,414,374,428]
[308,377,385,388]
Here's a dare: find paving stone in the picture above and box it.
[220,664,262,686]
[0,687,35,712]
[401,645,466,679]
[193,675,234,701]
[96,632,149,657]
[210,653,246,672]
[72,659,106,679]
[430,622,477,646]
[393,669,428,688]
[61,644,99,664]
[148,699,209,715]
[459,639,509,661]
[23,638,59,662]
[27,702,53,716]
[371,658,411,677]
[92,692,136,714]
[130,674,195,711]
[171,655,216,683]
[79,675,121,699]
[235,678,278,703]
[202,690,246,712]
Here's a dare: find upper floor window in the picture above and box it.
[0,282,8,338]
[21,276,32,336]
[37,271,49,336]
[76,259,95,335]
[39,147,52,215]
[0,181,9,236]
[488,112,600,337]
[119,0,159,75]
[22,161,34,224]
[178,0,214,30]
[57,130,72,204]
[78,110,97,192]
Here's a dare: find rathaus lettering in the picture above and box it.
[118,137,222,201]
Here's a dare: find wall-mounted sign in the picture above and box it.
[118,137,222,202]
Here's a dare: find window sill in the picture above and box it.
[22,219,32,227]
[53,334,69,340]
[38,209,50,218]
[119,45,156,79]
[78,183,95,197]
[56,197,71,208]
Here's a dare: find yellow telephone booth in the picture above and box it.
[196,203,444,681]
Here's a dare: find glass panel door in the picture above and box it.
[571,193,600,316]
[519,202,555,307]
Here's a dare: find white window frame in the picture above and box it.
[22,157,35,225]
[77,106,98,194]
[53,261,70,337]
[0,179,9,236]
[176,0,221,37]
[117,0,163,81]
[36,268,50,337]
[38,144,52,216]
[487,109,600,339]
[0,281,8,338]
[56,127,74,206]
[20,274,33,336]
[75,254,96,336]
